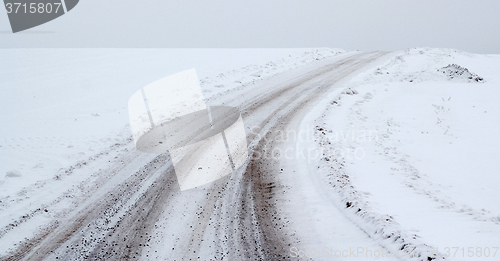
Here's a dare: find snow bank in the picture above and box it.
[310,48,500,261]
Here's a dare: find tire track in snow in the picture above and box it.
[181,52,388,260]
[4,52,390,261]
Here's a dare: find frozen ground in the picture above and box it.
[0,48,499,260]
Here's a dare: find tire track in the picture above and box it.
[182,52,387,260]
[4,52,388,261]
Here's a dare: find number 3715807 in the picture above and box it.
[443,247,499,258]
[5,3,63,14]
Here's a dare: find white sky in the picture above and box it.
[0,0,499,53]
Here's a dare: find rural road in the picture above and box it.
[3,51,397,260]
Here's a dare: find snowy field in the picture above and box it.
[0,48,499,260]
[0,48,342,196]
[304,48,500,260]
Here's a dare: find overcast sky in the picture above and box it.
[1,0,499,53]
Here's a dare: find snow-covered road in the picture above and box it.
[1,51,401,260]
[2,48,499,261]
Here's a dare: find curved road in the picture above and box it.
[3,51,394,261]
